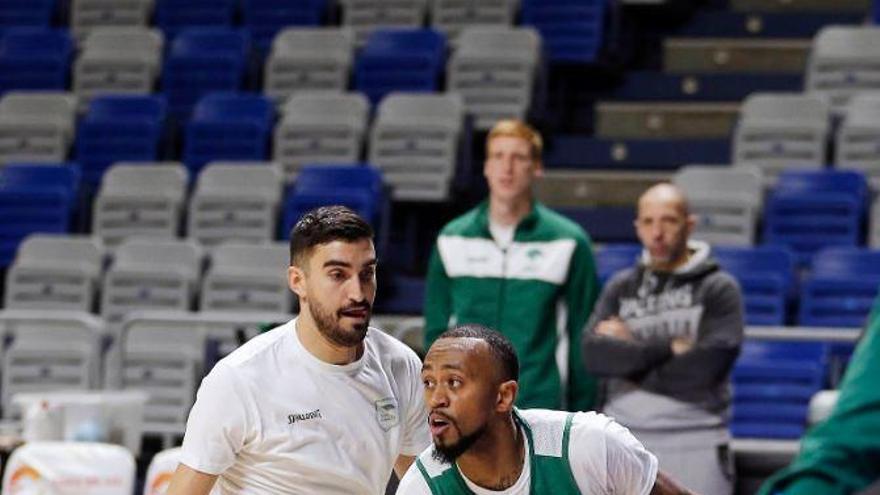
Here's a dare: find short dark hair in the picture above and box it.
[289,205,374,266]
[437,324,519,383]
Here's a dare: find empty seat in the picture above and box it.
[0,28,72,93]
[368,92,463,201]
[0,91,77,164]
[71,0,153,40]
[0,163,79,267]
[430,0,516,41]
[241,0,327,52]
[806,26,880,113]
[188,161,283,246]
[354,28,446,105]
[341,0,428,46]
[201,242,291,313]
[161,28,250,119]
[155,0,235,38]
[835,93,880,187]
[4,234,104,312]
[595,244,641,285]
[732,340,828,439]
[92,163,187,247]
[263,27,354,102]
[673,165,763,246]
[75,94,167,186]
[1,442,135,493]
[0,310,105,415]
[273,92,369,181]
[799,247,880,328]
[0,0,55,28]
[281,164,384,238]
[183,93,275,176]
[73,27,163,103]
[762,169,867,264]
[101,238,202,324]
[733,92,829,177]
[713,246,795,326]
[521,0,607,64]
[447,27,541,130]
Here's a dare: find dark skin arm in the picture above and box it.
[652,470,696,495]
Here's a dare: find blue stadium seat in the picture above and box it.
[155,0,235,39]
[798,247,880,328]
[521,0,606,64]
[0,0,55,28]
[596,244,640,285]
[240,0,326,54]
[763,170,868,264]
[0,163,79,267]
[183,92,275,176]
[713,246,796,326]
[0,28,71,93]
[732,340,828,439]
[161,28,251,120]
[75,95,167,186]
[354,29,446,105]
[281,164,389,255]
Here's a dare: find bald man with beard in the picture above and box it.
[582,183,744,494]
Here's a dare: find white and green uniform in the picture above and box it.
[425,201,600,410]
[396,409,658,495]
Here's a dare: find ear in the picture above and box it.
[288,265,307,300]
[533,160,544,178]
[686,213,697,235]
[495,380,518,413]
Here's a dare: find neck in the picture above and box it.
[489,195,532,227]
[457,415,525,491]
[650,246,692,273]
[295,308,363,365]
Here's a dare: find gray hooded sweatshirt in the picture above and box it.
[582,240,744,432]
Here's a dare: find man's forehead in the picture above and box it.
[309,239,375,262]
[424,337,491,368]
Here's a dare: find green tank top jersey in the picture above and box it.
[414,409,582,494]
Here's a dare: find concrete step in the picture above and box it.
[730,0,869,13]
[664,38,811,74]
[595,101,740,139]
[536,170,670,207]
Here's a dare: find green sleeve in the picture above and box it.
[758,313,880,495]
[424,243,453,349]
[564,236,600,411]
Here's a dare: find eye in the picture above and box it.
[329,270,346,281]
[448,378,462,389]
[422,378,434,389]
[360,268,375,281]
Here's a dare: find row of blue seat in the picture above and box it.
[0,0,608,62]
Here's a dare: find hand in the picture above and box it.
[671,337,694,355]
[595,317,634,341]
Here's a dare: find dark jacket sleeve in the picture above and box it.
[640,272,744,395]
[424,244,452,348]
[581,271,674,378]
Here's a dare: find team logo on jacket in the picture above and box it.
[375,397,399,431]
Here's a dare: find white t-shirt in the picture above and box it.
[180,319,431,494]
[396,411,658,495]
[489,220,516,249]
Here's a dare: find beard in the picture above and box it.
[431,422,488,464]
[309,297,371,347]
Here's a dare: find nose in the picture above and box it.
[345,277,366,304]
[427,385,449,409]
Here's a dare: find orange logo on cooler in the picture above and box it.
[148,472,174,495]
[8,465,44,493]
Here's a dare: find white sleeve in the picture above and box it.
[179,363,251,475]
[568,412,658,495]
[399,350,431,456]
[395,462,434,495]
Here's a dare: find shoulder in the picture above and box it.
[533,204,591,243]
[700,266,743,300]
[218,320,293,371]
[397,459,435,495]
[410,445,455,484]
[439,206,484,237]
[602,266,641,294]
[367,327,422,368]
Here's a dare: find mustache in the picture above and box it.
[339,302,371,313]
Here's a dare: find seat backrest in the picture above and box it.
[673,165,763,203]
[295,164,383,194]
[456,26,541,61]
[712,245,796,290]
[842,92,880,128]
[192,92,274,124]
[81,26,164,55]
[738,340,828,365]
[375,92,464,128]
[12,234,103,271]
[210,242,288,274]
[739,92,829,126]
[99,163,187,197]
[774,169,868,199]
[360,27,445,58]
[86,94,167,121]
[0,91,77,118]
[196,162,282,197]
[272,26,353,57]
[2,441,135,494]
[0,28,73,56]
[169,27,248,57]
[811,247,880,279]
[155,0,236,37]
[113,238,202,280]
[0,163,80,196]
[280,91,369,128]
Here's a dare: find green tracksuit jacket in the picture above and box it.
[424,201,599,411]
[758,305,880,494]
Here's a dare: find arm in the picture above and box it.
[640,274,744,396]
[166,464,218,495]
[651,471,694,495]
[424,244,452,348]
[564,236,601,411]
[581,274,673,378]
[394,455,416,479]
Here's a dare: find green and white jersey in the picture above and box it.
[424,201,600,410]
[396,409,658,495]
